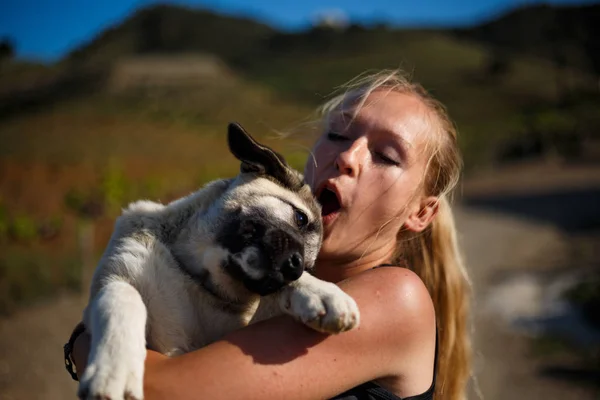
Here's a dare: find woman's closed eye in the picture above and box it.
[327,132,349,142]
[374,151,401,166]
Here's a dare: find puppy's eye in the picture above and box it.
[294,209,308,228]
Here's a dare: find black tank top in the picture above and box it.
[328,265,438,400]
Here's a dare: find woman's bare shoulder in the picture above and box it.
[343,265,435,331]
[341,266,437,392]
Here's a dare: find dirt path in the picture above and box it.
[0,204,597,400]
[455,207,597,399]
[0,294,87,400]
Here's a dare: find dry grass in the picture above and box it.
[0,72,317,313]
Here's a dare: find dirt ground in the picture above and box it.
[1,164,599,400]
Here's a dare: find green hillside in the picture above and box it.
[1,3,597,193]
[235,27,594,166]
[51,3,599,168]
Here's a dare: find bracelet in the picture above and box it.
[64,322,86,382]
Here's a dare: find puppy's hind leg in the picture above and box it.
[78,280,147,400]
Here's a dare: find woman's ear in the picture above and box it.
[404,196,439,232]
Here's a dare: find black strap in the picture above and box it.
[64,322,86,381]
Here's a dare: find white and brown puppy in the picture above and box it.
[78,123,360,400]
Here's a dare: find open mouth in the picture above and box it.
[318,188,341,218]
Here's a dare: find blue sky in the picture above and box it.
[1,0,597,61]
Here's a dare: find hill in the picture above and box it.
[62,3,600,78]
[455,3,600,77]
[58,3,598,164]
[65,4,275,68]
[0,4,581,168]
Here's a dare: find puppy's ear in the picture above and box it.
[227,122,291,182]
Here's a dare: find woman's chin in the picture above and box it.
[320,217,340,242]
[317,237,336,258]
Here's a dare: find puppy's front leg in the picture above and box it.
[278,273,360,334]
[78,280,147,400]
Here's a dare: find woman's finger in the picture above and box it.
[72,332,92,379]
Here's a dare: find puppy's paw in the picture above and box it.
[77,346,144,400]
[282,279,360,334]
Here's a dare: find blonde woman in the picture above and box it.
[69,69,471,400]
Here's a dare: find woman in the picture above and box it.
[67,69,471,400]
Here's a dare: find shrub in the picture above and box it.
[9,215,38,242]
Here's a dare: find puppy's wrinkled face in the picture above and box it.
[210,123,323,296]
[216,176,322,296]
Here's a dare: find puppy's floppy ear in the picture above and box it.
[227,122,291,182]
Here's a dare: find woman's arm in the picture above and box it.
[73,267,436,400]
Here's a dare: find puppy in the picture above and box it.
[77,123,360,400]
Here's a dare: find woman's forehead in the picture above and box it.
[333,90,433,149]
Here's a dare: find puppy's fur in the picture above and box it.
[77,123,360,400]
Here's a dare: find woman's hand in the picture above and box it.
[70,325,169,397]
[71,330,91,379]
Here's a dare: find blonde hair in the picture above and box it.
[317,69,471,400]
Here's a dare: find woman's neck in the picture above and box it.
[314,241,396,283]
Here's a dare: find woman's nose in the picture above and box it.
[335,139,365,177]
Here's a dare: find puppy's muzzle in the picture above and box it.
[265,228,305,281]
[242,228,305,295]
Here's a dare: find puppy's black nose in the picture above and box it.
[281,252,303,281]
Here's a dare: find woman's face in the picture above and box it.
[304,90,438,263]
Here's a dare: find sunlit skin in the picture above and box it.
[71,89,440,399]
